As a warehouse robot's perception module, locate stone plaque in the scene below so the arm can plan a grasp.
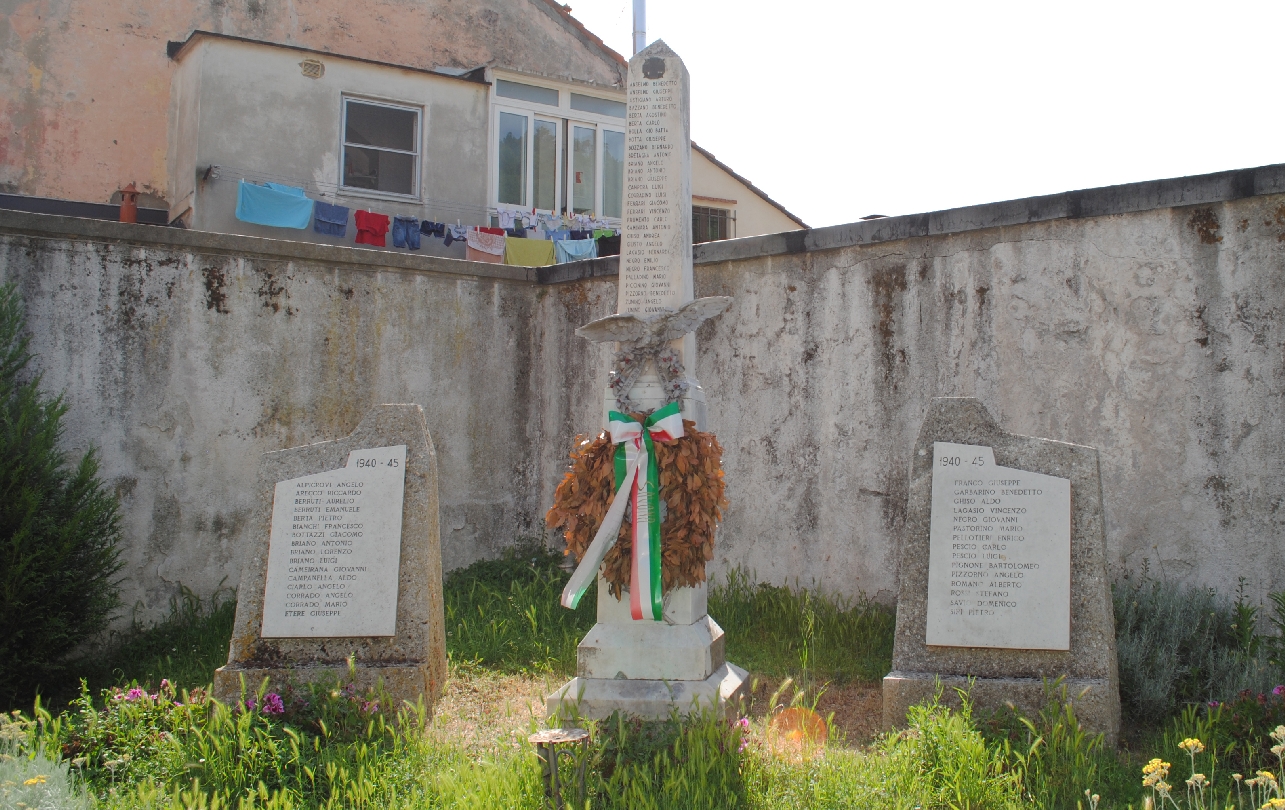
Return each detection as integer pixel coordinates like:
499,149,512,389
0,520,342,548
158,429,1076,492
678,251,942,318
261,445,406,638
620,40,693,318
882,398,1120,745
925,441,1070,650
215,405,447,715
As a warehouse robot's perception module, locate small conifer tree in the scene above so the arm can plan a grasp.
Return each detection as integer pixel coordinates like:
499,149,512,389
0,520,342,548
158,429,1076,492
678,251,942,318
0,283,122,709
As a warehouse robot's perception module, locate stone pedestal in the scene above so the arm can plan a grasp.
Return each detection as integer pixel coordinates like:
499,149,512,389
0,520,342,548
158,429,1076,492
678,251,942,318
882,398,1120,745
547,577,747,722
214,405,447,714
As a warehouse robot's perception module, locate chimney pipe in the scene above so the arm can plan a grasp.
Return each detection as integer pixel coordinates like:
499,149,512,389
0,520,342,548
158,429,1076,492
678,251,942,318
632,0,646,55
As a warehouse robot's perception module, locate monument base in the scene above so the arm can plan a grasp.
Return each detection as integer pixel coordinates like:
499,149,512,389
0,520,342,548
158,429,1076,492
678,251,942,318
548,663,748,723
213,660,441,712
882,670,1119,747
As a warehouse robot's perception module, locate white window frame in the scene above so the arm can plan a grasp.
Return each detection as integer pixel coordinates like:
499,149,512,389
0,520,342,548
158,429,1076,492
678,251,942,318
492,104,564,214
488,74,626,224
339,95,423,201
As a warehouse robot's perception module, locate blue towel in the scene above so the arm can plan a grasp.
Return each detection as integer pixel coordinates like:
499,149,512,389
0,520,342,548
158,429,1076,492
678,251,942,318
555,238,599,264
265,182,308,197
547,229,571,242
313,200,349,237
236,181,314,229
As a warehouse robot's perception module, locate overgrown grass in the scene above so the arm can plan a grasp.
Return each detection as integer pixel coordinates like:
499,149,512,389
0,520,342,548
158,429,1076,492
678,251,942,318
443,545,596,675
710,568,896,684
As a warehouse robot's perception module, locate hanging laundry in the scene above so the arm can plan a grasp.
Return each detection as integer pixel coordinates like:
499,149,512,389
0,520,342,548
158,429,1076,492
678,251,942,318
503,236,556,267
496,209,517,230
596,233,621,257
466,227,506,263
569,229,591,240
554,238,598,264
420,221,445,238
443,224,466,247
546,229,571,242
313,201,350,237
354,210,391,246
479,226,505,236
236,180,314,229
592,228,615,240
392,216,421,250
505,228,526,238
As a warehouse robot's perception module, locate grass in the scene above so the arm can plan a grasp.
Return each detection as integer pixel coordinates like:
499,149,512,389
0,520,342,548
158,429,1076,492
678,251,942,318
16,547,1285,808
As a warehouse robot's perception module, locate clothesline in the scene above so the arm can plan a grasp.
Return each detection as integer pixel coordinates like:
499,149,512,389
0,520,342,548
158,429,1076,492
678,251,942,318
207,164,489,218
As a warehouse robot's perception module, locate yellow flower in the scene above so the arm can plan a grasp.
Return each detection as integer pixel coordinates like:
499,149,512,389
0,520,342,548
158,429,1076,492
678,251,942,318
1234,773,1244,782
21,775,47,786
1259,770,1278,784
1179,737,1206,755
1260,798,1285,810
1142,758,1171,788
1187,773,1207,788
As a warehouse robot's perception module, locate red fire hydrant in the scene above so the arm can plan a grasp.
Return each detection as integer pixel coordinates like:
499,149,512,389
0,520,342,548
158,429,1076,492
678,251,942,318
119,183,139,224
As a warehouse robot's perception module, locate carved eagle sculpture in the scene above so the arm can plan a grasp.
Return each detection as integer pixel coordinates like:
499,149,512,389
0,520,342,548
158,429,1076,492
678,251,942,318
576,296,733,413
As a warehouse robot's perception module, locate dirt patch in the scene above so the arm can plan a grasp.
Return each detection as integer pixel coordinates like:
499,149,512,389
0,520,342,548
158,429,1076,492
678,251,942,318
742,676,884,749
429,669,555,755
1187,208,1223,244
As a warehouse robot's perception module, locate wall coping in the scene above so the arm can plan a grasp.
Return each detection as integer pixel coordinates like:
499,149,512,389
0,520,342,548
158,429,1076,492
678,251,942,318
4,162,1283,287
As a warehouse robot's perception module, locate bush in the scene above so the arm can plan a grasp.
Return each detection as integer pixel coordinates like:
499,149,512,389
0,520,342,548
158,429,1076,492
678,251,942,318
0,283,123,710
1113,572,1281,726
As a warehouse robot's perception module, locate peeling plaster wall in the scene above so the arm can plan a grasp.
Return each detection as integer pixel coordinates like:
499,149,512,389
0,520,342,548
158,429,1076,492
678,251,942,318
0,0,624,206
1,189,1283,621
0,216,611,620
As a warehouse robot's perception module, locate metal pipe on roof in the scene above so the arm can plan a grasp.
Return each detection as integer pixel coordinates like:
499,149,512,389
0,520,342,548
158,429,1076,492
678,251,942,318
632,0,646,55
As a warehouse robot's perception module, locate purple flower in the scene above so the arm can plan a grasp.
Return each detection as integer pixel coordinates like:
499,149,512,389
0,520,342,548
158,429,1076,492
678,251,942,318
160,679,171,691
1273,685,1284,697
261,693,285,716
126,688,145,702
244,698,256,711
1208,701,1220,708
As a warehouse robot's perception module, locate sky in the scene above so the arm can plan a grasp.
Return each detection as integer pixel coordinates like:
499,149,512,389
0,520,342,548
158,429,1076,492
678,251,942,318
566,0,1285,229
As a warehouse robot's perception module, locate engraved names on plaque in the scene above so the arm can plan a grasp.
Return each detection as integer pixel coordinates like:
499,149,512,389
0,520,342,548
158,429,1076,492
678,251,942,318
925,441,1071,650
620,43,692,317
261,445,407,638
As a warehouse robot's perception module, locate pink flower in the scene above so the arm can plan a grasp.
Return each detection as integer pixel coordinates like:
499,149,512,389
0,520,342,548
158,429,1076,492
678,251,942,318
261,693,285,716
244,698,256,711
126,688,145,702
1208,701,1220,708
1273,685,1284,697
160,679,171,691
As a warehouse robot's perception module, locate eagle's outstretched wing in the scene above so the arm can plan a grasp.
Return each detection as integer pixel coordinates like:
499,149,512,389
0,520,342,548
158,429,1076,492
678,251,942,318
575,313,649,344
652,296,733,343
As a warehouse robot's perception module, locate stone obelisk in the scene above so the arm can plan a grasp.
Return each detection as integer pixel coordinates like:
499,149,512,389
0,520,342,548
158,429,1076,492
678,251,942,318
547,41,747,722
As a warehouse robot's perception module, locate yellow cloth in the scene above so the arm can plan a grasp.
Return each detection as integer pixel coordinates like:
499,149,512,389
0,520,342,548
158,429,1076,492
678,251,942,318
503,237,556,267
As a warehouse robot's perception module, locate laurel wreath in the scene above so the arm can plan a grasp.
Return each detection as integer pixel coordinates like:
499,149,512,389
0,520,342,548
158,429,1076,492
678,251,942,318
545,419,728,599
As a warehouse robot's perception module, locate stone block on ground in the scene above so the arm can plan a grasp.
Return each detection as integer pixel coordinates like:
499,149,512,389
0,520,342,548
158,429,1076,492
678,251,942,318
214,404,447,714
883,397,1120,745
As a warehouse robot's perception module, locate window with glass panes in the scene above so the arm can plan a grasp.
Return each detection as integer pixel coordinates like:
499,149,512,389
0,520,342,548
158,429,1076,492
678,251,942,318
492,79,626,219
342,98,420,196
693,206,732,243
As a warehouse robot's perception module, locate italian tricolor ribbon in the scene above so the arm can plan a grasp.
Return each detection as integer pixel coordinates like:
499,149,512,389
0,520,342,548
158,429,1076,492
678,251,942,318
561,401,685,620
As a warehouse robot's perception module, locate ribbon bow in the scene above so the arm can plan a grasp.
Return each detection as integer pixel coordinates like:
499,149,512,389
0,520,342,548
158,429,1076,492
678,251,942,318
561,401,685,620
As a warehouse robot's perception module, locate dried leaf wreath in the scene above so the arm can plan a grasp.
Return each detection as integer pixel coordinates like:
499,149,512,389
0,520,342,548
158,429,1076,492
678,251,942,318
545,418,728,599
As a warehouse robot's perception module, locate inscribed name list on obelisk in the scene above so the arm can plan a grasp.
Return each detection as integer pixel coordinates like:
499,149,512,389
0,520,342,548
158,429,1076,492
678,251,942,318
620,44,692,317
261,445,407,638
925,442,1071,651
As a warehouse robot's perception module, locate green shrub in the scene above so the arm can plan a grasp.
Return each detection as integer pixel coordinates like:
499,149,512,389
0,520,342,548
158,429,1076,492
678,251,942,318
0,283,123,710
1113,572,1281,726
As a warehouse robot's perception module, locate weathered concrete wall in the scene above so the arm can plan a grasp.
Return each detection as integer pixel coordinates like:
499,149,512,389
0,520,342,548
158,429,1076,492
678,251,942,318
2,165,1284,622
0,211,608,620
0,0,624,206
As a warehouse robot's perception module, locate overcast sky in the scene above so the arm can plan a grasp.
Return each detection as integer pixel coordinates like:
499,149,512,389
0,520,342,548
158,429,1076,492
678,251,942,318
568,0,1285,229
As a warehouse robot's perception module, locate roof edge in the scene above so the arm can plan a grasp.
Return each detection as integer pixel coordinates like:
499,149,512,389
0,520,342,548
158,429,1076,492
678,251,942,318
533,0,628,82
691,142,809,230
166,31,490,85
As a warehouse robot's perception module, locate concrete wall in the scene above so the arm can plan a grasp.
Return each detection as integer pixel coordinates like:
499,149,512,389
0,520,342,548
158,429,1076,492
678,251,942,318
0,0,624,207
692,147,803,238
1,164,1283,622
174,36,490,259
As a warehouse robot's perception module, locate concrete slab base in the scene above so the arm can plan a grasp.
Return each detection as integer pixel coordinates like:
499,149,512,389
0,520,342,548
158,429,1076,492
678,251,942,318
882,670,1119,747
547,662,749,723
